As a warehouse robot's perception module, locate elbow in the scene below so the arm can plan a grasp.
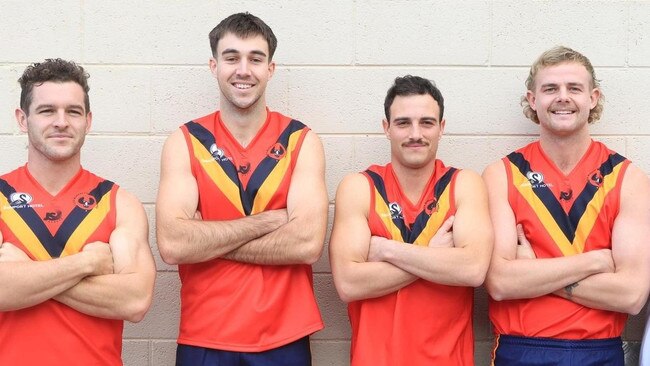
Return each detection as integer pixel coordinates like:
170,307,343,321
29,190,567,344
301,238,325,265
485,275,511,302
336,282,361,304
621,292,647,315
463,262,489,288
124,293,154,323
157,236,181,265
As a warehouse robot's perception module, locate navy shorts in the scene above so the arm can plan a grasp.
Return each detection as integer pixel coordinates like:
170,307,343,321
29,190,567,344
492,334,624,366
176,336,312,366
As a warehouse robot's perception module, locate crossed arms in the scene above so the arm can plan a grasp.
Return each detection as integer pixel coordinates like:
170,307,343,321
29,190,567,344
155,128,328,266
0,188,156,322
329,169,493,303
483,161,650,314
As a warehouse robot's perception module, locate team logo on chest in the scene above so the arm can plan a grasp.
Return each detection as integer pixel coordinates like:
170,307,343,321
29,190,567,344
44,210,63,222
74,193,97,211
209,144,229,163
588,169,604,187
9,192,33,208
388,202,403,220
267,143,286,160
525,171,551,189
424,198,438,215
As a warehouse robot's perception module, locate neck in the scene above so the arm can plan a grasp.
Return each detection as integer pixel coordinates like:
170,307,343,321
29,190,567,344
391,159,436,203
219,100,268,147
26,153,81,196
539,128,592,175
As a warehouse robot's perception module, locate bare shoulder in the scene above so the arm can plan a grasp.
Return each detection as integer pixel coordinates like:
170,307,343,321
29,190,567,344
337,173,369,196
161,128,188,156
297,130,325,164
115,188,147,225
455,169,483,188
335,173,370,213
482,159,506,183
621,163,650,202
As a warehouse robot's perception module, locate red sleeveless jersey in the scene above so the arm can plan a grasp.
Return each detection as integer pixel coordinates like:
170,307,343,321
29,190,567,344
489,140,629,339
0,166,121,365
178,110,323,351
348,161,475,366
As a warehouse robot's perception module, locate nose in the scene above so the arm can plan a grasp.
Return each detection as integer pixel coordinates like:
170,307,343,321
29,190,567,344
409,123,423,139
52,110,69,128
556,86,570,102
236,59,251,76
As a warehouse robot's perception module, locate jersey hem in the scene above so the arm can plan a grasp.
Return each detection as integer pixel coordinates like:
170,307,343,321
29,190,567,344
176,322,324,352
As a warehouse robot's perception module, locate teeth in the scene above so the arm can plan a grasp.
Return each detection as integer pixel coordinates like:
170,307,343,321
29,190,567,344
552,111,573,114
234,83,252,89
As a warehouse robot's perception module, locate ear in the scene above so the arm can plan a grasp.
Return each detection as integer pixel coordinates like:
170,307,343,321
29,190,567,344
590,87,601,109
268,61,276,79
526,90,536,111
209,57,218,79
439,119,446,138
85,111,93,133
382,118,390,138
15,108,28,133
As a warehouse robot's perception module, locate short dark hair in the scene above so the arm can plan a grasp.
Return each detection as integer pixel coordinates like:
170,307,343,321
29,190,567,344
209,12,277,61
18,58,90,113
384,75,444,121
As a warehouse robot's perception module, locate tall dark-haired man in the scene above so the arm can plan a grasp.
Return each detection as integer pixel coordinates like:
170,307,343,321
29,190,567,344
329,75,493,365
484,46,650,365
0,58,155,365
156,12,326,366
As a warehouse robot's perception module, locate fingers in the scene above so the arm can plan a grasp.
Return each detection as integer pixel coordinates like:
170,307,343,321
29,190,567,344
516,224,529,246
438,215,455,234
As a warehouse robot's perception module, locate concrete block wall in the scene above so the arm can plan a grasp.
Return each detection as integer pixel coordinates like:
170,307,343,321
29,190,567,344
1,1,649,365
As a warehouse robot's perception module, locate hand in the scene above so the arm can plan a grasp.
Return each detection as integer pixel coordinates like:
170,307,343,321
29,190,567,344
428,215,455,248
0,242,31,262
82,242,114,276
515,224,536,259
368,236,389,262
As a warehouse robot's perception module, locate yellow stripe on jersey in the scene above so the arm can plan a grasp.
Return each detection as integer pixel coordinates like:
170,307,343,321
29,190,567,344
510,162,579,256
60,189,113,257
413,185,452,246
0,193,52,260
252,129,302,214
373,189,404,242
572,162,623,253
190,134,245,216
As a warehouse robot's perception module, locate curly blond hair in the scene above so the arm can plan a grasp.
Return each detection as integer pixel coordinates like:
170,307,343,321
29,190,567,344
521,46,603,124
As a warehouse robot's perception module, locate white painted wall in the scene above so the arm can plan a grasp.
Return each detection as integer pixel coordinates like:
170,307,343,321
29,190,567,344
1,1,649,365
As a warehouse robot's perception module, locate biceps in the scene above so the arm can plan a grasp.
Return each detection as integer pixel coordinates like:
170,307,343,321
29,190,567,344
157,167,200,221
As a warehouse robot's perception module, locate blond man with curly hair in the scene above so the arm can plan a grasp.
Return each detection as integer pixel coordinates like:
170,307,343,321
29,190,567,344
483,46,650,366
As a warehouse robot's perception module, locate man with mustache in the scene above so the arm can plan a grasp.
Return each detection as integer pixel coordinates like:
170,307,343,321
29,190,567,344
156,12,327,366
329,75,493,365
484,46,650,365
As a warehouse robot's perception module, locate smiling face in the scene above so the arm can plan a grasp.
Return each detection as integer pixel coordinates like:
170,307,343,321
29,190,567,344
210,32,275,112
526,62,600,136
383,94,445,170
16,81,91,163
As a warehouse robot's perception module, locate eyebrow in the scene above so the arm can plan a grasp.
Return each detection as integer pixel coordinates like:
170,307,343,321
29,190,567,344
34,104,85,112
221,48,268,58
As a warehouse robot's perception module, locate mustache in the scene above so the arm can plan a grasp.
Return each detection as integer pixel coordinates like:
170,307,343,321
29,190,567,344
402,139,429,147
